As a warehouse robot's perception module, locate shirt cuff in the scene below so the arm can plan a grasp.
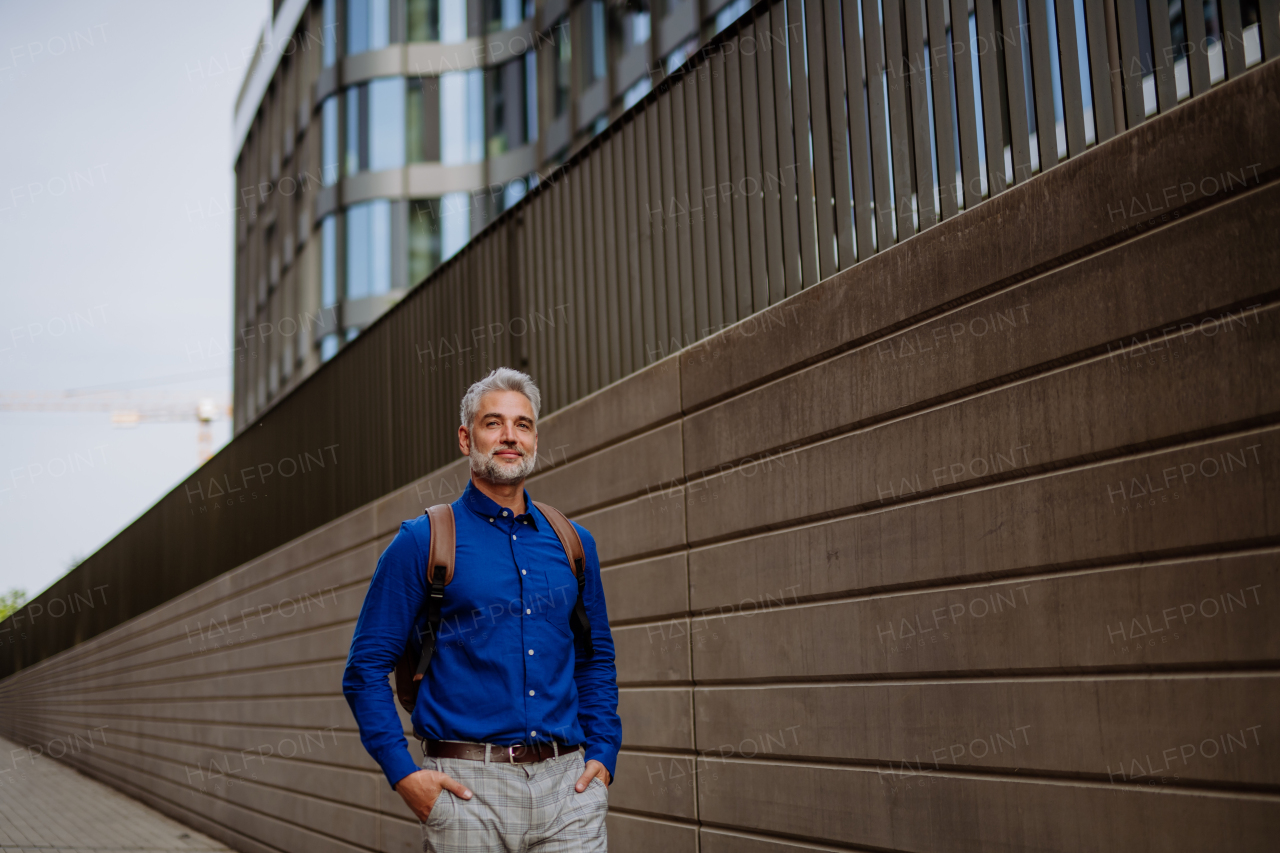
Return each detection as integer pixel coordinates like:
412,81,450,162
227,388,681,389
382,746,422,790
583,743,619,782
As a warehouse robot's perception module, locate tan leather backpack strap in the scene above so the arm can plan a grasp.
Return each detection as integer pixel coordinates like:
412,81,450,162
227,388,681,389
413,504,456,683
424,504,456,585
531,500,594,658
532,500,584,576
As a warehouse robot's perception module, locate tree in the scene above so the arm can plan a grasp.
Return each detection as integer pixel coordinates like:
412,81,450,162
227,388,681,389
0,589,28,621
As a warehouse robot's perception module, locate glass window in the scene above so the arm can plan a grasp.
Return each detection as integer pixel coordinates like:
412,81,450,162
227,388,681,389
321,334,340,361
487,0,526,33
525,50,538,142
665,36,697,74
588,0,606,84
713,0,751,35
627,10,650,47
407,0,439,41
440,0,467,43
346,200,392,299
487,58,531,157
488,68,507,157
368,77,406,171
322,0,337,66
502,177,527,210
623,76,650,110
440,191,470,260
321,216,337,307
440,69,484,164
370,0,390,49
553,18,571,117
346,86,363,176
348,0,390,55
409,199,443,286
322,97,339,185
406,78,425,163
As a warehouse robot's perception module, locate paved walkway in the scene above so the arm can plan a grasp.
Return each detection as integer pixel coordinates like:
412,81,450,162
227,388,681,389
0,736,230,853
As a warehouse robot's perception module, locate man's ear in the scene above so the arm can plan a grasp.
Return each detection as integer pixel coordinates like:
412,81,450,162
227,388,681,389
458,424,471,456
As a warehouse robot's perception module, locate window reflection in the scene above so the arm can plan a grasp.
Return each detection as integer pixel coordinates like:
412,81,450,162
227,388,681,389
626,10,650,47
487,0,531,33
407,0,439,41
553,18,571,117
322,0,337,67
440,192,470,260
321,216,337,307
348,0,390,55
623,76,650,110
441,70,484,164
322,97,339,185
525,51,538,142
586,0,606,84
406,78,425,163
343,78,406,175
664,36,697,74
346,86,362,176
713,0,751,35
346,200,392,299
368,77,406,171
440,0,467,43
487,57,533,157
409,199,443,286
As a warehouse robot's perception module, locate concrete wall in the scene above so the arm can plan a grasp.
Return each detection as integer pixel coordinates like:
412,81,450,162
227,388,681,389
3,63,1279,852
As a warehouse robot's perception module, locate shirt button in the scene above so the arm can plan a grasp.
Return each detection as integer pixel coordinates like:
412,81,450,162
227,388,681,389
521,569,527,575
528,649,534,655
502,510,508,516
529,690,535,696
489,518,494,523
512,534,517,540
526,609,531,614
531,730,537,737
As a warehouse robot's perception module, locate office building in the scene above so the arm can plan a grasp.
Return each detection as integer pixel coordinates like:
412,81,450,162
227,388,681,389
231,0,755,432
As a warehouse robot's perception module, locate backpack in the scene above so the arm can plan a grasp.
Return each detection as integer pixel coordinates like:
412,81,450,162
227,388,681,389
393,501,596,713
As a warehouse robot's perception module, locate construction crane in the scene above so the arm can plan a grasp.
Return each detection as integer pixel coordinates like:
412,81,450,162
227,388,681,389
0,391,232,462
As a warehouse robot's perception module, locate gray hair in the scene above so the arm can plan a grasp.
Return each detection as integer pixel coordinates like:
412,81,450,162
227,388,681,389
459,367,542,429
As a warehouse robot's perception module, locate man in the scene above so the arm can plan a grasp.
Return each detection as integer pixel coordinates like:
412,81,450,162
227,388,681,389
343,367,620,852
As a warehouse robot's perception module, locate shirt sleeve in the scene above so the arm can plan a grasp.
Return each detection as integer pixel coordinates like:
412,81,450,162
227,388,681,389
571,523,623,780
342,522,426,789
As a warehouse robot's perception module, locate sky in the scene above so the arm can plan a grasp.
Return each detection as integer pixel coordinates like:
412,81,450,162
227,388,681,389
0,1,268,599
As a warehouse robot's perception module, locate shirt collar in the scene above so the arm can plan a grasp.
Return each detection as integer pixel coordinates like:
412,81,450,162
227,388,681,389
460,479,539,528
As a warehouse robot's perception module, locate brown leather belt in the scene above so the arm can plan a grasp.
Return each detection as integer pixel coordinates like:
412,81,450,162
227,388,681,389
422,739,582,764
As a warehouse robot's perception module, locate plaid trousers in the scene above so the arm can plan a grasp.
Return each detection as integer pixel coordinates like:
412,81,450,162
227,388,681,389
419,746,608,852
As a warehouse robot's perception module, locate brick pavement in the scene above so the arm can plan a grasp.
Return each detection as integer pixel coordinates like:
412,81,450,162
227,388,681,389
0,735,230,853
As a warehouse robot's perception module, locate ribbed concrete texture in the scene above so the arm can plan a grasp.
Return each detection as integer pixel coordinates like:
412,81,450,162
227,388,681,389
2,62,1279,853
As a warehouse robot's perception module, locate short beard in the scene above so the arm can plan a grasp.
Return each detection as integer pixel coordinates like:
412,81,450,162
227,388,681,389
469,444,537,485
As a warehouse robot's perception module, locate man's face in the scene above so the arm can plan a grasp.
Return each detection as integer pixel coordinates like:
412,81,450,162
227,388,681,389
461,390,538,485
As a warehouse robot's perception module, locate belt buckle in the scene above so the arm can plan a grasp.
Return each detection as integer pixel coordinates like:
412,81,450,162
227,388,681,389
508,745,519,763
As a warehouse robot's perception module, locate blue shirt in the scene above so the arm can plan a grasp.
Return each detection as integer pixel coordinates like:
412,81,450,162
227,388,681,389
342,480,621,789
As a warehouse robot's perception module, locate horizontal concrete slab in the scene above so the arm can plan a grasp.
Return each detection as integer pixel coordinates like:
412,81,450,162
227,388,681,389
694,676,1280,786
688,426,1280,610
684,182,1280,475
686,300,1280,544
618,687,693,751
696,757,1280,851
602,553,689,624
692,550,1278,680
